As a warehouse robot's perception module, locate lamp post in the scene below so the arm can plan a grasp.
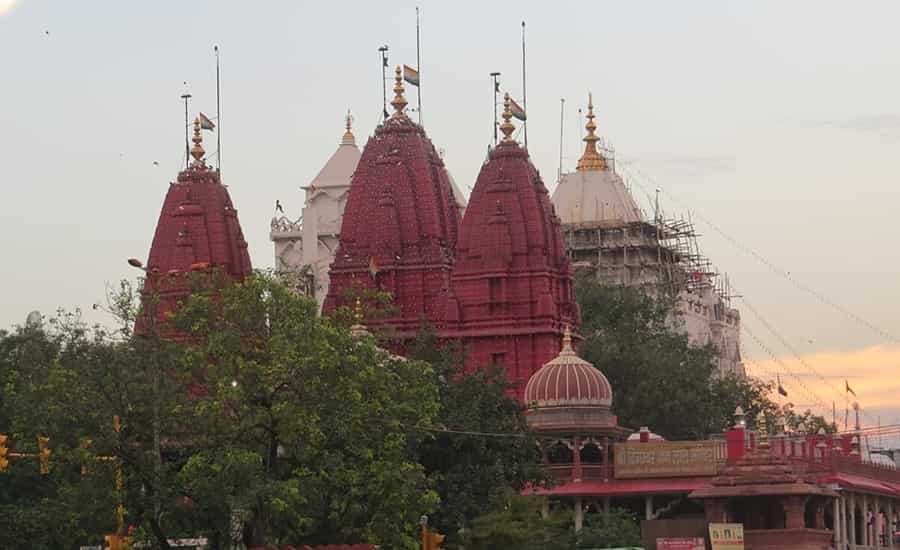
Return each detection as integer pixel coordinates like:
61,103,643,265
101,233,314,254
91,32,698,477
126,258,162,526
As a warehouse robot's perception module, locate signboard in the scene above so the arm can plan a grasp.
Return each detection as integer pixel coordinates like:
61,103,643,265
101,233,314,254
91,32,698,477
708,523,744,550
657,537,705,550
615,441,722,479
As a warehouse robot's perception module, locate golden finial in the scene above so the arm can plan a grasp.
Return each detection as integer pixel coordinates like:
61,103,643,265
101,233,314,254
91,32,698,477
500,93,515,142
758,414,770,449
190,117,205,164
576,93,607,171
390,65,408,116
342,110,355,145
561,325,574,353
353,297,363,323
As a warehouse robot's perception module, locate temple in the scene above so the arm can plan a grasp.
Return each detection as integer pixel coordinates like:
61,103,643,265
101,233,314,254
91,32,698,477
524,337,900,550
322,67,463,341
271,113,361,304
140,117,252,329
551,95,744,376
443,94,579,399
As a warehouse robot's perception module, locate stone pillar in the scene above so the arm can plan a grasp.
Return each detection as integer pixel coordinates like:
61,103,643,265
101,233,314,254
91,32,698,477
602,436,611,481
784,496,807,530
575,497,584,532
862,493,869,548
816,498,826,529
542,497,550,520
887,498,894,550
603,496,611,515
835,496,842,548
573,436,583,482
645,495,654,520
705,498,727,524
850,493,857,550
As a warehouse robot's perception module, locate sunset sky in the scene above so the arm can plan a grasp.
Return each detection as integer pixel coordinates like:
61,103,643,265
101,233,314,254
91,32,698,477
1,1,897,438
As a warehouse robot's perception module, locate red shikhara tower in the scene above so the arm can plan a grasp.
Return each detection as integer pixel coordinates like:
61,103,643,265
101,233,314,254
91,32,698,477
323,67,461,339
444,94,579,399
141,118,252,327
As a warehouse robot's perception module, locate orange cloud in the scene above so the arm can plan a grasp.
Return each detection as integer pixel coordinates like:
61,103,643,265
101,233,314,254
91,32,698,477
746,344,900,424
0,1,16,17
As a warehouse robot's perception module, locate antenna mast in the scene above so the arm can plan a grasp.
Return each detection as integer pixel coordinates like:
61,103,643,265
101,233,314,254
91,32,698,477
416,7,422,125
215,45,221,174
379,45,390,120
521,20,527,148
180,92,192,169
490,72,500,146
558,98,565,182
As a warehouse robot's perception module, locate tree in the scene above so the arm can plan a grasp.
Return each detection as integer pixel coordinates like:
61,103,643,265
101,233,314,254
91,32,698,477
173,271,441,548
0,273,442,549
577,508,641,549
406,327,543,545
461,489,574,550
574,275,827,439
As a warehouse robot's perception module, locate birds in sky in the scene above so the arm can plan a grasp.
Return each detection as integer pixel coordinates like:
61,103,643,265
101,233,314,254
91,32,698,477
275,200,284,213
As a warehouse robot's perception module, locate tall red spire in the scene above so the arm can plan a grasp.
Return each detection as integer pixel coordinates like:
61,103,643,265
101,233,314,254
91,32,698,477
141,117,252,329
324,67,461,340
445,94,579,400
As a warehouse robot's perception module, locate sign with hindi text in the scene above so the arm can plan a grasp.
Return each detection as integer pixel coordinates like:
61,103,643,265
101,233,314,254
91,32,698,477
615,441,722,478
657,537,705,550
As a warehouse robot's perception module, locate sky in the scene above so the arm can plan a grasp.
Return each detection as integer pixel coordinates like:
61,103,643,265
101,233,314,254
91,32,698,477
1,1,898,439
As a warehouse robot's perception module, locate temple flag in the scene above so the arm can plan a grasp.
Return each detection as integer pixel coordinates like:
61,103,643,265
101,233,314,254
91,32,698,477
845,379,856,397
508,97,527,121
403,64,420,87
777,375,788,397
199,112,216,131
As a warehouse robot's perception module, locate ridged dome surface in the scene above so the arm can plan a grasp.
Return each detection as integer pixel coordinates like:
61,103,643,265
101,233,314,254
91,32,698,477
523,331,612,408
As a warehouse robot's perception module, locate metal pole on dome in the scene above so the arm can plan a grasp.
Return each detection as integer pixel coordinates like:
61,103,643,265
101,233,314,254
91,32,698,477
521,20,527,148
181,92,192,169
379,45,390,120
416,6,422,125
490,72,500,146
215,45,222,175
558,98,565,183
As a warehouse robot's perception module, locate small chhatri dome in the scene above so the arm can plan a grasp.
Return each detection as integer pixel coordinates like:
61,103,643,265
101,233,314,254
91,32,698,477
342,110,355,146
523,326,613,408
576,93,607,172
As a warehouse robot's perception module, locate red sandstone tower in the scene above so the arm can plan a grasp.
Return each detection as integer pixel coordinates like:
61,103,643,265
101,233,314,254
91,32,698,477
324,67,461,339
444,94,579,400
141,118,252,328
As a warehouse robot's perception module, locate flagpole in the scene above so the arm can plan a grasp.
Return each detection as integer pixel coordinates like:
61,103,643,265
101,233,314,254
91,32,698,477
215,45,221,175
416,6,422,125
521,20,527,148
379,45,389,120
181,92,192,169
558,98,565,183
490,72,500,146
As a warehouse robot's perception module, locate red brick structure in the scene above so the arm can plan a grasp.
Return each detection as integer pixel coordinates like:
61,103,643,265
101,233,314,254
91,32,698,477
444,94,578,398
141,118,252,327
325,83,578,398
323,67,461,340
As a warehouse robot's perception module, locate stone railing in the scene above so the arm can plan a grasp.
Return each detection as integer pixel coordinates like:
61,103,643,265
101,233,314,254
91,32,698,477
270,216,302,234
545,463,613,482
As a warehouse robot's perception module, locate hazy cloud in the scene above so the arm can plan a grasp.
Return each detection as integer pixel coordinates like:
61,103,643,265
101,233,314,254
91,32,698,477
747,344,900,421
0,0,17,17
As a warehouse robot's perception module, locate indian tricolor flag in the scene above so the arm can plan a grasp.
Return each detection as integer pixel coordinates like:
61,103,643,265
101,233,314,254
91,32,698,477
403,64,420,87
508,97,527,121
